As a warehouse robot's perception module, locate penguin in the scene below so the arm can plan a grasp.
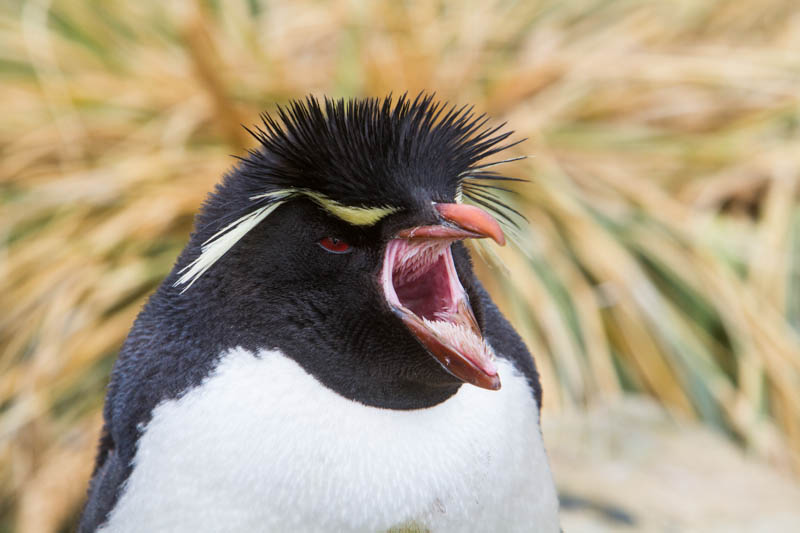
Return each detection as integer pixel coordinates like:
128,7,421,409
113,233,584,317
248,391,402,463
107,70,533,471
79,94,560,532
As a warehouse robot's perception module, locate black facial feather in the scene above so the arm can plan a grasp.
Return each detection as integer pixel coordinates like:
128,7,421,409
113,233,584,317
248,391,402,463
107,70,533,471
461,184,527,229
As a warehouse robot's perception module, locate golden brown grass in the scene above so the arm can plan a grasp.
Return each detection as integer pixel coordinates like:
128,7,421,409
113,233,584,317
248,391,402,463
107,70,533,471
1,0,799,530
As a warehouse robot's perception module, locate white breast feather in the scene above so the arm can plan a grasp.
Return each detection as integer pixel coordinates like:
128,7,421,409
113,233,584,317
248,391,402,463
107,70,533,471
100,348,560,532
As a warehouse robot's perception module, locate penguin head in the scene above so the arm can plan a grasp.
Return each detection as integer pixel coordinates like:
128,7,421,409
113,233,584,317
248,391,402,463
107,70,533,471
171,94,522,406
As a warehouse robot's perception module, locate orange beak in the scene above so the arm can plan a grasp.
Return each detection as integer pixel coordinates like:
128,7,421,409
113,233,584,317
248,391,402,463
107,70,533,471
396,203,506,246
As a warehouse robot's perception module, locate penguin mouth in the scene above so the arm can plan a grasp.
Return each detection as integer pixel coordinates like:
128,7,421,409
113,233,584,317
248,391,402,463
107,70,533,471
382,236,501,390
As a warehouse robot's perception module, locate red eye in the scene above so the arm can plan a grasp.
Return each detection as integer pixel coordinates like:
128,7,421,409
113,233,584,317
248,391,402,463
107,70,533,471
318,237,352,254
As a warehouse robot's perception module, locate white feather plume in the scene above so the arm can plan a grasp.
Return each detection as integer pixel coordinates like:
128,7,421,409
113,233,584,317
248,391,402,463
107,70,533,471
174,198,287,292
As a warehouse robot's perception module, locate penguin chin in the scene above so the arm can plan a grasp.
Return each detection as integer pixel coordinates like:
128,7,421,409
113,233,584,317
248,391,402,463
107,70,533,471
382,238,500,391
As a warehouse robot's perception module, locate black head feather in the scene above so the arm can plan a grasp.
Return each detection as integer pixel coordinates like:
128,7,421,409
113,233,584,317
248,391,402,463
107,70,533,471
237,93,522,213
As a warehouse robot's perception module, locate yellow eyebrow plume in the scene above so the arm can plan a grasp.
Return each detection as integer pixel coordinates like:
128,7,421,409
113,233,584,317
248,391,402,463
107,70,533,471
253,189,399,227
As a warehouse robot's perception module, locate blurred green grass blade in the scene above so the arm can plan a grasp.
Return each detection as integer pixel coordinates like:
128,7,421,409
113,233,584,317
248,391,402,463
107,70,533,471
788,208,800,334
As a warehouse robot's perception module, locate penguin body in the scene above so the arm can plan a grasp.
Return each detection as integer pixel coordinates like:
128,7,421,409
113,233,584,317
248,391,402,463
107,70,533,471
96,350,557,532
80,95,560,532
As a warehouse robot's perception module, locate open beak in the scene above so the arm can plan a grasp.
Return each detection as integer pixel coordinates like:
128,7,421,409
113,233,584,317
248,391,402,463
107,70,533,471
382,203,505,391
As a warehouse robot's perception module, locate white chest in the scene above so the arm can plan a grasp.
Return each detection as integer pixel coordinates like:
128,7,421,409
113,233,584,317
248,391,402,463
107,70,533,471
102,348,559,533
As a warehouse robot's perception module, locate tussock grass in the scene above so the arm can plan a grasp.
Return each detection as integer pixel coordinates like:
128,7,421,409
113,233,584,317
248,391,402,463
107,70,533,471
1,0,799,530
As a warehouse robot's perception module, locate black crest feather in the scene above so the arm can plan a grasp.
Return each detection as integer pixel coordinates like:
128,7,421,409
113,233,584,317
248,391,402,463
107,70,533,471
238,93,523,211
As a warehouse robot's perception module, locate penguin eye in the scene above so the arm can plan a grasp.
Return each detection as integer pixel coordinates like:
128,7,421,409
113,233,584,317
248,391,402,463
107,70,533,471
318,237,352,254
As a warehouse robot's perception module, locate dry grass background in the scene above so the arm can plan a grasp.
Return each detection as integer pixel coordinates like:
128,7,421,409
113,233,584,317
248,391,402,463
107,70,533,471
1,0,800,531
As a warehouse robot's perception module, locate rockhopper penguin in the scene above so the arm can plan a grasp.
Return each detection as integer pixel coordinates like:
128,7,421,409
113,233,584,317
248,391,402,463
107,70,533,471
80,94,560,532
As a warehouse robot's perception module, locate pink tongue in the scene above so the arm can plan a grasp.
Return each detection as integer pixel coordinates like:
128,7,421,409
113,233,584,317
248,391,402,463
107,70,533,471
393,254,452,320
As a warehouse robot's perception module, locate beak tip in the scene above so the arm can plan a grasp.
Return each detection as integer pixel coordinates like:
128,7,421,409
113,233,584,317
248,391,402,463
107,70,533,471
435,203,506,247
480,374,502,390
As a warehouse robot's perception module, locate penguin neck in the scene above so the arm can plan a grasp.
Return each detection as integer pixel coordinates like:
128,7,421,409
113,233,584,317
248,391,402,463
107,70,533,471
155,273,465,411
279,344,465,410
225,319,466,410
